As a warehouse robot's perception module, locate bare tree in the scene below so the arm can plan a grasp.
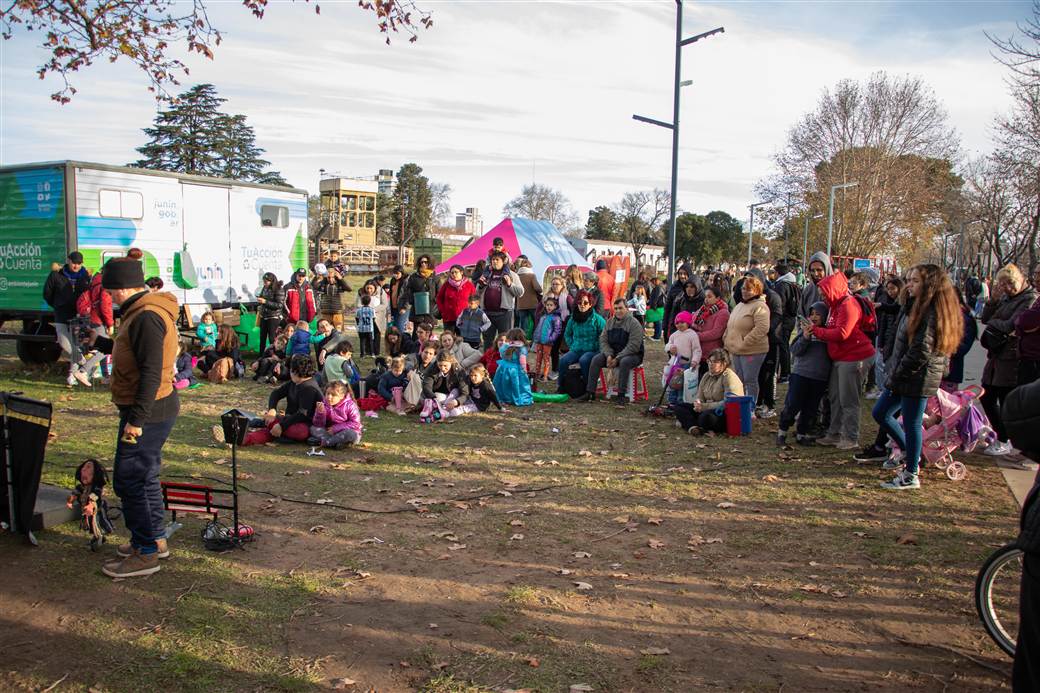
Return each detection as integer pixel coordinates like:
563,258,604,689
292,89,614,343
615,189,670,273
502,183,579,231
757,72,961,263
429,182,453,228
988,0,1040,88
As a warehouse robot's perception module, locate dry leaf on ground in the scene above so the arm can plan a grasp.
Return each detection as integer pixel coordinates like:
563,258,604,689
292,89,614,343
717,502,736,509
574,581,593,591
896,533,918,545
647,539,665,549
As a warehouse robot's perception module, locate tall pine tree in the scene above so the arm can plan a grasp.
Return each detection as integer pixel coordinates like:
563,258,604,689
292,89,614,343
132,84,288,186
390,163,433,251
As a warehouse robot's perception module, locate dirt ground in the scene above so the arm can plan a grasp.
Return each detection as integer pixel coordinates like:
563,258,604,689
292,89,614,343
0,343,1023,692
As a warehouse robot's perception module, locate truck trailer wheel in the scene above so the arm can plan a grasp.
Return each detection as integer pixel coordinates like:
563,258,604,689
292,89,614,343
17,320,61,364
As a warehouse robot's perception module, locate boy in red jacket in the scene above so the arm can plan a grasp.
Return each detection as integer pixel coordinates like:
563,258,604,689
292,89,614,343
807,272,876,450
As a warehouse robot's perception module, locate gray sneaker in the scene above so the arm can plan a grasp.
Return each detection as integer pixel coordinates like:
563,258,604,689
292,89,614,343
815,435,841,447
881,452,906,470
880,470,920,490
836,438,858,450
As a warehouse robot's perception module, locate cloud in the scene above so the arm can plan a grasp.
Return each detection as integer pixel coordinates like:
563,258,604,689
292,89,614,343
0,0,1026,228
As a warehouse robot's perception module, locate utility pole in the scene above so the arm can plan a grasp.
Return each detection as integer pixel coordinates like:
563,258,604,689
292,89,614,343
633,6,723,285
826,182,858,258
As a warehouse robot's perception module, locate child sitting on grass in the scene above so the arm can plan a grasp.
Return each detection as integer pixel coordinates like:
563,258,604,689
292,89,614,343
309,381,362,448
378,356,411,414
173,341,198,390
197,311,217,350
214,355,321,446
419,352,472,422
493,328,533,406
479,333,508,378
254,332,290,383
289,320,312,356
464,363,503,413
323,339,362,393
777,302,833,446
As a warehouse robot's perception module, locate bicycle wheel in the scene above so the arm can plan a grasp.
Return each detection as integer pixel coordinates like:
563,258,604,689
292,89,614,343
974,542,1022,657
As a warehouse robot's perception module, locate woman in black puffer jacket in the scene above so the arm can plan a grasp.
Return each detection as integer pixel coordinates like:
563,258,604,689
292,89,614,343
870,264,963,491
256,272,285,356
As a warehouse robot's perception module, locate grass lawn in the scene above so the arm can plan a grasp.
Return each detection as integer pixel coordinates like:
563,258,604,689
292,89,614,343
0,340,1021,692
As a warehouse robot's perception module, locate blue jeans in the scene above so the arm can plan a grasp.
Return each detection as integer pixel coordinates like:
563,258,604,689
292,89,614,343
872,389,928,475
113,413,177,554
393,309,409,334
652,320,662,340
557,349,596,392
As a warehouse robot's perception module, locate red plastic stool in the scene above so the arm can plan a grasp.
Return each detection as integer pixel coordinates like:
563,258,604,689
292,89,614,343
597,366,648,401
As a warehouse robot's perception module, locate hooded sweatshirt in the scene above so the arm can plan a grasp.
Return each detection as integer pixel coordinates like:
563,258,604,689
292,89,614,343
799,251,834,318
533,309,563,346
789,301,832,381
811,272,875,362
312,394,363,438
773,272,800,320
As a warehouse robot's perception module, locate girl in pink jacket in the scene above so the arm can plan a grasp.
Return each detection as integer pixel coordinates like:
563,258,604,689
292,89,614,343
309,381,362,448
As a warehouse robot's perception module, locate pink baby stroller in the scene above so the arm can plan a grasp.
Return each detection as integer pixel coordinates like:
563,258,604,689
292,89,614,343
914,385,989,481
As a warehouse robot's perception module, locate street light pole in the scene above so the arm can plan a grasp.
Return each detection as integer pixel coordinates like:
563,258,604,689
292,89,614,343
803,213,823,271
633,6,723,285
747,200,771,266
826,181,858,258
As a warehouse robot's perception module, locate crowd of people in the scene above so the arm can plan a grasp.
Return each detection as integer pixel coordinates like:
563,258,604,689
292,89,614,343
41,245,1040,489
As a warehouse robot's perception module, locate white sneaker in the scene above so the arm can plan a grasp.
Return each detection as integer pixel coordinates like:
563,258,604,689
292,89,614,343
757,408,777,419
865,388,882,400
548,371,558,381
66,372,77,387
882,451,906,470
983,440,1014,457
72,368,92,387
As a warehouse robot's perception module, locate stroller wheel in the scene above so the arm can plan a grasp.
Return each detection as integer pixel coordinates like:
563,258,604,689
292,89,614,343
946,461,967,481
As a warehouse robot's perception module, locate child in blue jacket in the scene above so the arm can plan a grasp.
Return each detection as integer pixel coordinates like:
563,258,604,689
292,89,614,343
777,301,831,446
531,297,562,383
289,320,312,356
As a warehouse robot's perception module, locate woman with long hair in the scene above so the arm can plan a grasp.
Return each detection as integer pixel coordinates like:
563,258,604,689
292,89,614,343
256,271,285,356
871,264,963,490
980,264,1038,456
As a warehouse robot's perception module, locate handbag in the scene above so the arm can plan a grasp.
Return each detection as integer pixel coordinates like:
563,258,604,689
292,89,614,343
980,325,1009,353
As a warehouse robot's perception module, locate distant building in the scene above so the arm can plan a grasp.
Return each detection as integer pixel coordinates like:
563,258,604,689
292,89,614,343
568,239,667,274
455,207,483,236
377,169,395,196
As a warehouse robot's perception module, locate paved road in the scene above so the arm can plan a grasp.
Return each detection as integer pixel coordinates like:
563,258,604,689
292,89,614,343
961,319,1036,507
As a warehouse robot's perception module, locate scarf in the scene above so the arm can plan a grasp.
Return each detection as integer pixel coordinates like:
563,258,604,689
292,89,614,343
571,305,592,323
418,268,434,279
447,276,464,289
694,301,721,329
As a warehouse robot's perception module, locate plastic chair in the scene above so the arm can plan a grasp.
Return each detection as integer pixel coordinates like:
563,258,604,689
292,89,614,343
597,366,648,401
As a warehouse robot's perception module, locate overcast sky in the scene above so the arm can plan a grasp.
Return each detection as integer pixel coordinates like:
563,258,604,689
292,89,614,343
0,0,1030,230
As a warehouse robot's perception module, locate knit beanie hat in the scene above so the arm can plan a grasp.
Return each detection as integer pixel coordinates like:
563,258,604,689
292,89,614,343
674,310,694,326
101,258,145,289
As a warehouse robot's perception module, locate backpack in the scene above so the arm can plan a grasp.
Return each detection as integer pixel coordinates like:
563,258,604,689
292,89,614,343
560,365,586,399
852,294,877,336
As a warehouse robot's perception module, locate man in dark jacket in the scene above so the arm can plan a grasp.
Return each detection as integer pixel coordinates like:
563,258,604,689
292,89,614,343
43,251,91,386
746,268,783,418
1003,379,1040,692
88,258,180,579
663,264,691,339
578,298,645,405
772,263,801,382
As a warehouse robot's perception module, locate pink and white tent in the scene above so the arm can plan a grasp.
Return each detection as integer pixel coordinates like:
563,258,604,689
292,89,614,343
435,217,591,279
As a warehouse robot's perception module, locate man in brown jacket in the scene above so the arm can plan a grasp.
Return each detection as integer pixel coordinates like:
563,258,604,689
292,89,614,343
90,258,180,579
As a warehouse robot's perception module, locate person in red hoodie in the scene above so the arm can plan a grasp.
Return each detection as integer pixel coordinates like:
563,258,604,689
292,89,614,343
808,271,876,450
436,264,476,332
76,269,115,381
285,269,316,324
